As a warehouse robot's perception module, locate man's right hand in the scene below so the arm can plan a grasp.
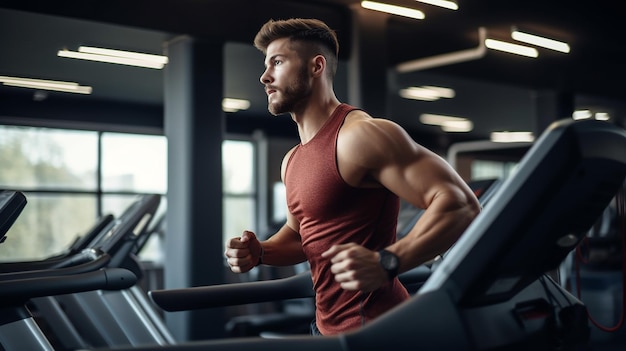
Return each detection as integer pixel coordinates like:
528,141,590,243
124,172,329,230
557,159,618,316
224,230,263,273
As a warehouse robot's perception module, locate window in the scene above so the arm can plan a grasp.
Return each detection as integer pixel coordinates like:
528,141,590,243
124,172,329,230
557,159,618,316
0,125,167,261
0,127,98,190
471,160,519,181
101,133,168,194
0,125,257,262
222,139,256,245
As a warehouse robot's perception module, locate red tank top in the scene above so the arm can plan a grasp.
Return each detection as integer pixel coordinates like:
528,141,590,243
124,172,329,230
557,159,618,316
285,103,409,335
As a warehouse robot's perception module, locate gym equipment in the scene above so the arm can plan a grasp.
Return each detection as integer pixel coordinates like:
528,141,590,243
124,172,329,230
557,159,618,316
122,118,626,350
26,194,175,350
0,190,27,245
0,266,137,351
0,192,138,351
0,213,115,274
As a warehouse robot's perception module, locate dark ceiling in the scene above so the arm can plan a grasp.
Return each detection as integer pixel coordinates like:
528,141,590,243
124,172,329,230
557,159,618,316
0,0,624,142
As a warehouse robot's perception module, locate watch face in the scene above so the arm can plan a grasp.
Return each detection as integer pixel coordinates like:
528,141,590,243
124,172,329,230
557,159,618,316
381,250,398,269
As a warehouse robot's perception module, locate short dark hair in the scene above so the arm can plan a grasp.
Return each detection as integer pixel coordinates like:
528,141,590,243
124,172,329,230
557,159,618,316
254,18,339,78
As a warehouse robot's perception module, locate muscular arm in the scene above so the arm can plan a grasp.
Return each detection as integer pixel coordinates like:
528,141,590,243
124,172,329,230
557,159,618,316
261,220,307,266
334,114,480,280
224,215,304,273
225,148,306,273
261,146,307,266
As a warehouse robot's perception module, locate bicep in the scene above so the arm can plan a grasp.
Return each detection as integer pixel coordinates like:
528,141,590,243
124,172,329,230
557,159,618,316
377,148,471,210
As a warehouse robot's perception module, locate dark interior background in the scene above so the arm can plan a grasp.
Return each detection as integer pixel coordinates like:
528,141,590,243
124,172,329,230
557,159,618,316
1,0,624,148
1,0,625,345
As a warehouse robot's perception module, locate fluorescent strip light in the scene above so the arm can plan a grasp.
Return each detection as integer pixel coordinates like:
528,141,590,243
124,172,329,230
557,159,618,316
58,49,165,69
0,75,92,94
78,46,169,64
361,1,425,20
416,0,458,10
490,131,535,143
3,82,92,94
400,87,440,101
572,109,611,121
222,98,251,112
511,30,570,53
572,109,592,120
595,112,610,121
440,120,473,132
420,113,466,125
422,86,455,98
420,113,473,132
400,86,455,101
485,39,538,58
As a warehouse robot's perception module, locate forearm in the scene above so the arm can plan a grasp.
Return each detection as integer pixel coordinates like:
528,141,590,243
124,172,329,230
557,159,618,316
260,223,307,266
390,193,480,273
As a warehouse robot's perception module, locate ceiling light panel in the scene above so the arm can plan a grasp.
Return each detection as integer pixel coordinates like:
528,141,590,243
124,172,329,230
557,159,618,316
490,131,535,143
440,120,473,132
361,1,425,20
511,29,570,53
79,46,169,64
415,0,458,10
485,39,539,58
0,75,92,94
572,109,611,121
419,113,473,132
594,112,610,121
222,98,251,112
572,109,593,120
58,46,168,69
400,86,455,101
422,85,455,98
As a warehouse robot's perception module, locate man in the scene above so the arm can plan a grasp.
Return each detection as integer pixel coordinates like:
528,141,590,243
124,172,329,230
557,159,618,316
224,18,481,336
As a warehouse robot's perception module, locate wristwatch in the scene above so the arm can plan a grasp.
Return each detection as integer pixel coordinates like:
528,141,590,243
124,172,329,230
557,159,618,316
378,249,399,280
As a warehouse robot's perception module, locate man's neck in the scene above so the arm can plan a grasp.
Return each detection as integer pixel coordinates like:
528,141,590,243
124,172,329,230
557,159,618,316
293,96,341,144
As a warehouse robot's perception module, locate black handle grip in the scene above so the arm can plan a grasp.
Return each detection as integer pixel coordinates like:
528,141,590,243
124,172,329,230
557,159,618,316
0,267,136,306
150,271,314,311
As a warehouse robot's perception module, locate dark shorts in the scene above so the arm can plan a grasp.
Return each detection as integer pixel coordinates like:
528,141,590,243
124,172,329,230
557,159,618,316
310,319,323,336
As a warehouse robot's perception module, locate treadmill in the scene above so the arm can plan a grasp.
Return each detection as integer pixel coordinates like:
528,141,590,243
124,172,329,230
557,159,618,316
0,190,27,246
109,118,626,351
0,190,138,351
26,194,176,350
0,213,115,275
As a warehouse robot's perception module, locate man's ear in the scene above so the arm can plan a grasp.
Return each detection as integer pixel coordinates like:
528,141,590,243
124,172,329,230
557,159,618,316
311,55,326,78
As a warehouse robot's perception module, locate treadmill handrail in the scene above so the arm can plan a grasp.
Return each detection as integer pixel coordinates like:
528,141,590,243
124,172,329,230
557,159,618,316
0,215,115,273
150,271,314,311
150,266,434,312
0,267,137,306
0,251,110,281
0,254,70,273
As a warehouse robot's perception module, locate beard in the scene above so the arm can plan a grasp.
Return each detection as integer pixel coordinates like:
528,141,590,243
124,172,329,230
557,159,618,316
267,65,312,116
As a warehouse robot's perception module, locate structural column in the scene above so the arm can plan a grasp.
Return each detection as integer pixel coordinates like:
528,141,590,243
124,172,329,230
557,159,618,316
532,89,575,135
163,35,226,341
348,5,389,118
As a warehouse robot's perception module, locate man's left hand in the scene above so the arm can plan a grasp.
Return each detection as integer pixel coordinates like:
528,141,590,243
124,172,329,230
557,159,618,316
322,243,388,292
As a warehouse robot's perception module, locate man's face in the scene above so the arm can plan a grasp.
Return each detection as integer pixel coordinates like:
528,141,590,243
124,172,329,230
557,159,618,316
260,38,312,116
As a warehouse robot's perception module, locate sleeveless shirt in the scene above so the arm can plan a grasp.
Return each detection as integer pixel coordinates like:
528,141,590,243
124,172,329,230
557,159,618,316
285,103,410,335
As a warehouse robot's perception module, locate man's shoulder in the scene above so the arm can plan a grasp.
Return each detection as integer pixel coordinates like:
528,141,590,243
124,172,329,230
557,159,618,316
339,115,423,162
342,113,405,140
